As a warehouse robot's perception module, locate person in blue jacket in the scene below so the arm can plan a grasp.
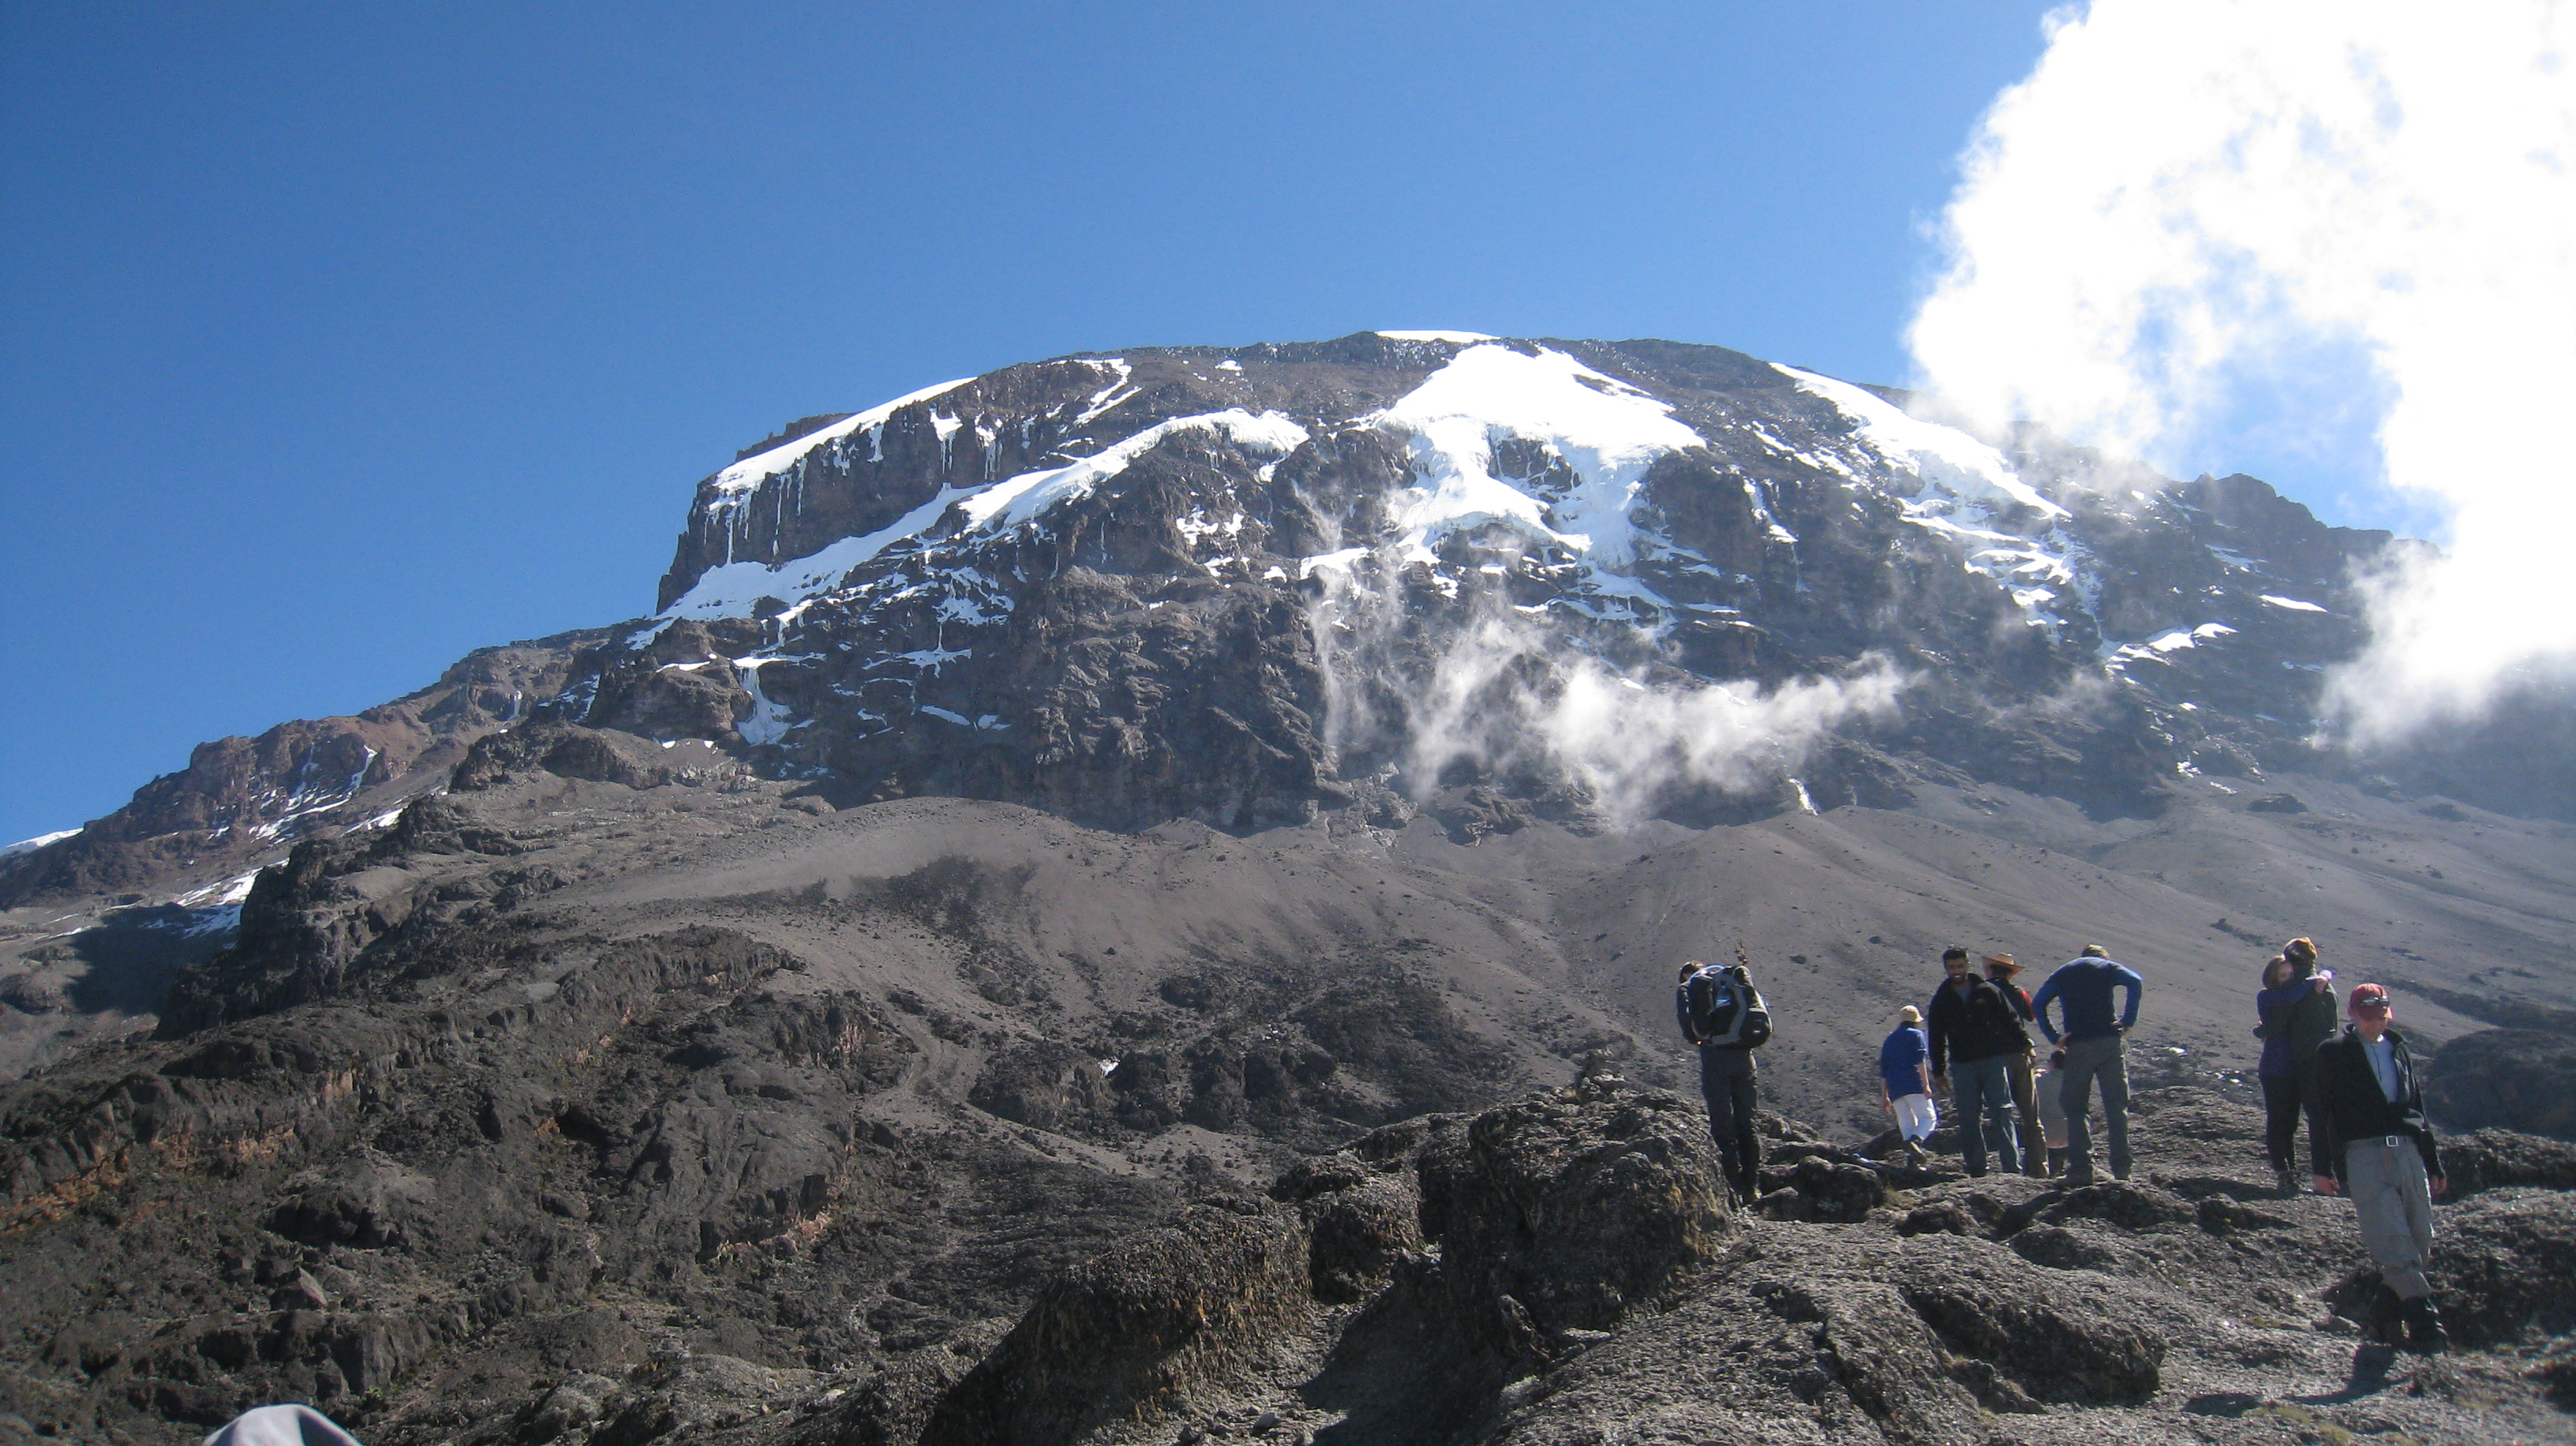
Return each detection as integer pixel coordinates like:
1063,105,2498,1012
2030,944,2144,1184
1878,1005,1936,1163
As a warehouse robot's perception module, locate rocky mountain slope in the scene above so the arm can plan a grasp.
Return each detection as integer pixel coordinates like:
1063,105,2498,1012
2,332,2572,1443
14,331,2551,915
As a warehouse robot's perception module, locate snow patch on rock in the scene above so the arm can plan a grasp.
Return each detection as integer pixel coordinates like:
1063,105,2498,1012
709,376,974,504
2,830,78,859
1370,344,1705,570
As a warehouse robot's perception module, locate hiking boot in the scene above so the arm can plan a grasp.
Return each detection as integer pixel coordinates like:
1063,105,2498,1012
2401,1297,2450,1354
2274,1166,2298,1195
1902,1138,1928,1165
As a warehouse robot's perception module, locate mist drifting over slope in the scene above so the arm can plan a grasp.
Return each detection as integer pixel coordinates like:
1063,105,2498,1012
1908,0,2576,747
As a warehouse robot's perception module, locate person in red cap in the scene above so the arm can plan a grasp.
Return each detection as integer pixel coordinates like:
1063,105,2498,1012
2312,982,2450,1352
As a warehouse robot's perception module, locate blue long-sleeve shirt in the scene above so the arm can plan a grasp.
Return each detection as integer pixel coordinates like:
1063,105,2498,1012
1878,1025,1931,1099
2030,957,2143,1043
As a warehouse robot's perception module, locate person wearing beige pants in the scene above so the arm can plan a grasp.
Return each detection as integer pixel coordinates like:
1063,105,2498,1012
1985,956,2048,1176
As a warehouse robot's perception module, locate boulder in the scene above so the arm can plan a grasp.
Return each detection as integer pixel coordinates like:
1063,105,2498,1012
2438,1128,2576,1197
1416,1086,1733,1343
1896,1241,2166,1403
966,1041,1113,1132
2036,1180,2196,1232
917,1202,1312,1446
2425,1032,2576,1141
1898,1201,1975,1237
1301,1174,1422,1304
2425,1190,2576,1347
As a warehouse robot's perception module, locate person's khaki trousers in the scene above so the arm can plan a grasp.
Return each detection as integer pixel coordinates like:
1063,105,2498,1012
2003,1050,2046,1176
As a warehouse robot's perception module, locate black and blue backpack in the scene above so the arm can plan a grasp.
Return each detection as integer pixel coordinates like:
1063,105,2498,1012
1688,957,1774,1049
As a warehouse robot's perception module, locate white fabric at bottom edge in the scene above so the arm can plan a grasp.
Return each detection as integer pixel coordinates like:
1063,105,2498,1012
201,1403,362,1446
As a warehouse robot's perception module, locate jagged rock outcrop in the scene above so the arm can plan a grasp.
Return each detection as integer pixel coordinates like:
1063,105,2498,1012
1413,1088,1732,1349
152,796,549,1034
0,630,612,908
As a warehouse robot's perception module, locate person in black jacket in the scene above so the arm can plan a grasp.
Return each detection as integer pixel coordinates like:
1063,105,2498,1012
2313,982,2450,1353
1925,947,2029,1177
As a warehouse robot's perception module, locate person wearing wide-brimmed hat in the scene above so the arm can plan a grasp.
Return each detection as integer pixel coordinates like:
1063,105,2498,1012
2314,982,2450,1353
1984,953,2049,1178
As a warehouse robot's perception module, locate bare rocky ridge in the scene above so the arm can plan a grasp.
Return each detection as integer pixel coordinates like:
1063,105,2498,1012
17,332,2559,923
2,332,2573,1441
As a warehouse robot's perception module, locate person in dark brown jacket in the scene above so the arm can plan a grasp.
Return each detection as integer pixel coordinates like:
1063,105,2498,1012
1984,953,2047,1178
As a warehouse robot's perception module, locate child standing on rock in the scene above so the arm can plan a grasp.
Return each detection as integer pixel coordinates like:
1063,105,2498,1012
2035,1047,2069,1177
1879,1005,1936,1163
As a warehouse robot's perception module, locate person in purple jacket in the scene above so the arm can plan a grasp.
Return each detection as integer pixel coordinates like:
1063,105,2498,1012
2254,942,2338,1193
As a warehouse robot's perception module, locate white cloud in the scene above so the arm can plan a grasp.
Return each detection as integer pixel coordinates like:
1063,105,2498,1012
1309,575,1907,825
1908,0,2576,745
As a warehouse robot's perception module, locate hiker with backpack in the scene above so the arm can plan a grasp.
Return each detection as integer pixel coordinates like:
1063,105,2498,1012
2312,982,2450,1353
1925,946,2030,1178
1985,952,2049,1178
1878,1004,1936,1163
2031,944,2144,1184
2255,937,2338,1193
1676,951,1772,1199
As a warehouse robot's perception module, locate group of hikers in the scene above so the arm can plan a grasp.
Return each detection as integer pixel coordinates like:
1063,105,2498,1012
1676,935,2452,1353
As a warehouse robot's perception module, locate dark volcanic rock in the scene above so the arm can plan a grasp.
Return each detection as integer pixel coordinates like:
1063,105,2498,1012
2437,1127,2576,1196
2417,1191,2576,1347
1897,1247,2165,1403
967,1041,1114,1132
447,724,681,792
0,631,610,909
916,1202,1312,1446
1415,1085,1734,1347
2425,1028,2576,1140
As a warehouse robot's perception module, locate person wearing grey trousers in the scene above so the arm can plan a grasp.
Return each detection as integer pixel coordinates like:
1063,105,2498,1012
2031,945,2144,1183
2314,983,2450,1353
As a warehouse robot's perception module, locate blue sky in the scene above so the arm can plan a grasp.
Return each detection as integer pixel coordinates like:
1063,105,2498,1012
2,2,2379,844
